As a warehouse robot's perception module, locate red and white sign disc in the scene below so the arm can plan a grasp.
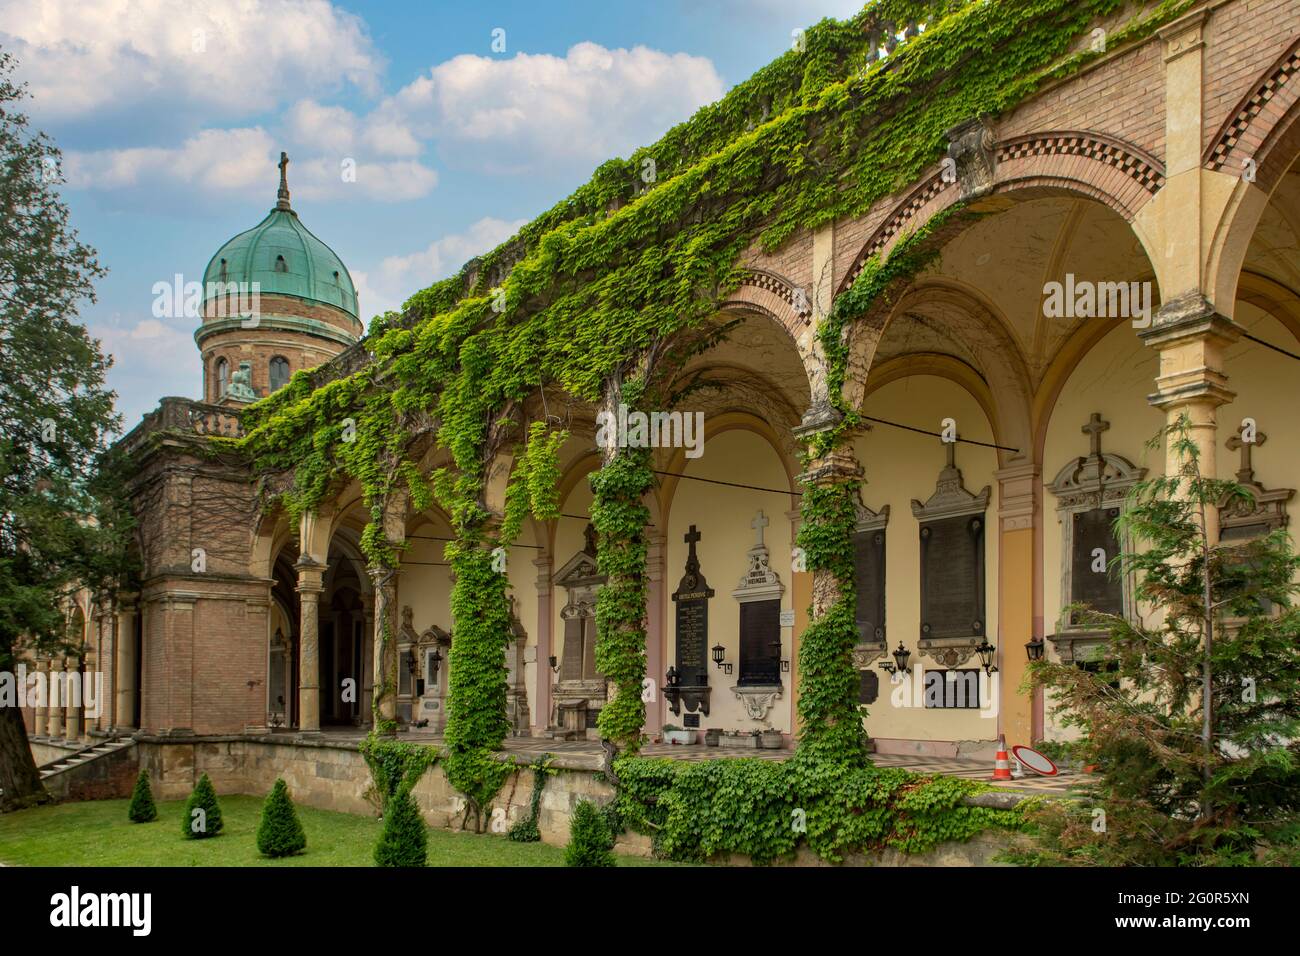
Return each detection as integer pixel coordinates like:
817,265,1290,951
1011,745,1059,776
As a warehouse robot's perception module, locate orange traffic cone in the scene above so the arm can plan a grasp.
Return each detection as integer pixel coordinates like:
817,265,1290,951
991,735,1013,781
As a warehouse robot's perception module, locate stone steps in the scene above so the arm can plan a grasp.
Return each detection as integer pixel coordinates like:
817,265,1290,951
38,739,134,780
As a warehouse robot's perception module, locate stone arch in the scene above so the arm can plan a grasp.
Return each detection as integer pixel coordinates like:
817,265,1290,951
719,276,822,410
838,131,1166,297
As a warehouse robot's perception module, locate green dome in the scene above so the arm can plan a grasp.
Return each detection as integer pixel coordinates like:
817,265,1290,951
202,163,358,319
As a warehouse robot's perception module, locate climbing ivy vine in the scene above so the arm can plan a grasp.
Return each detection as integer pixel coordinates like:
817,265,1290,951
224,0,1199,820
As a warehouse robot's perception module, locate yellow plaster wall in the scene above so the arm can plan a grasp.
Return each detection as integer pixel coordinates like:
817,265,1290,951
662,429,797,734
852,375,1000,746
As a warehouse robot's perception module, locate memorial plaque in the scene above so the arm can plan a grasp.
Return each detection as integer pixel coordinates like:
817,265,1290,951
672,525,714,687
738,600,781,686
853,528,886,643
1070,507,1122,621
858,669,879,705
918,514,985,640
682,713,700,729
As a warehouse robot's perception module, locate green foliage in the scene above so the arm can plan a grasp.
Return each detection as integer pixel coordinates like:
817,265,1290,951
358,734,436,813
256,778,306,858
373,785,428,867
220,0,1200,829
127,770,157,824
1022,418,1300,865
616,756,1022,864
565,799,616,867
181,773,223,840
507,755,554,843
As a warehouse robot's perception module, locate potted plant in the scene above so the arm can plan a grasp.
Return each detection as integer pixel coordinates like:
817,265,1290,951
718,730,760,750
704,728,721,747
759,728,784,750
661,724,697,746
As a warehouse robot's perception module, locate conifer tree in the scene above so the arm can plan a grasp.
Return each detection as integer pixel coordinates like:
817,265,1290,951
1027,417,1300,865
373,786,427,867
127,769,156,823
181,772,224,840
564,799,616,867
256,778,306,857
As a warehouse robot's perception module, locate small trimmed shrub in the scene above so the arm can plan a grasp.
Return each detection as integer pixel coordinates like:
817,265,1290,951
565,800,616,867
127,770,157,823
256,778,307,858
181,772,223,839
373,786,427,867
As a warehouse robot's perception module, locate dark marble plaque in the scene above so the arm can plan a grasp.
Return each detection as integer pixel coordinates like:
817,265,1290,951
682,713,700,729
1071,507,1122,621
918,515,985,640
738,599,781,686
671,525,714,687
853,528,886,643
858,669,879,705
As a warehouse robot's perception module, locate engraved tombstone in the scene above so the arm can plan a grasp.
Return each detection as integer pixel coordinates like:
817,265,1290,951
732,511,785,722
667,525,714,716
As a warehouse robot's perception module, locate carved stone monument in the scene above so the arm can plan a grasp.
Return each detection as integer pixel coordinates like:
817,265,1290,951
732,511,784,722
911,438,990,667
550,525,606,739
1219,422,1293,541
1046,412,1144,664
666,525,714,717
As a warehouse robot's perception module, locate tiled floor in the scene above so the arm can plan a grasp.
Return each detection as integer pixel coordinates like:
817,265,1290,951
315,729,1083,794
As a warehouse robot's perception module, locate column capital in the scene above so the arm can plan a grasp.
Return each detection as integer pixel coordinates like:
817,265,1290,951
797,445,863,488
1139,292,1239,411
1157,4,1212,63
995,462,1039,532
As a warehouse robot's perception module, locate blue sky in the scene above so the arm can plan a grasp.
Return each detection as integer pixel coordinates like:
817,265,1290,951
2,0,864,426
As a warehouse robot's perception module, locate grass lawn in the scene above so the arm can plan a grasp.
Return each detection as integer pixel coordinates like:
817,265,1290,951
0,795,678,867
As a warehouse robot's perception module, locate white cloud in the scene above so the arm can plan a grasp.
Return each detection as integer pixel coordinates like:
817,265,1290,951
63,127,437,203
93,316,200,424
353,216,527,318
0,0,381,120
384,42,725,173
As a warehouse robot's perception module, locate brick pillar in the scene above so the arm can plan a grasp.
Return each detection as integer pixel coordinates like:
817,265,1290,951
360,592,375,727
114,600,138,730
1139,294,1239,543
295,557,325,733
532,553,553,733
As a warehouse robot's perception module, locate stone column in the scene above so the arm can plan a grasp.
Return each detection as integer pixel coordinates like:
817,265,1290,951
95,608,113,733
295,557,325,733
995,462,1039,746
369,567,399,727
532,553,553,734
64,655,82,742
1139,294,1239,544
34,657,50,737
360,592,375,727
45,657,64,738
114,599,138,731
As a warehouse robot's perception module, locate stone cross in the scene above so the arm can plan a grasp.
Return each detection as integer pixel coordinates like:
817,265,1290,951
1226,424,1266,481
751,510,769,548
684,524,701,551
276,151,292,210
943,436,957,469
1082,412,1109,458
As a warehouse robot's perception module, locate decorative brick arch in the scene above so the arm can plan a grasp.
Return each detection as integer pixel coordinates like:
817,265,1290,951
839,131,1166,294
722,269,814,342
1204,35,1300,193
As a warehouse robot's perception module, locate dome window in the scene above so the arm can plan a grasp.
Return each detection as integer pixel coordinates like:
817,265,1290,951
216,357,229,398
219,258,228,283
269,356,290,392
274,254,288,273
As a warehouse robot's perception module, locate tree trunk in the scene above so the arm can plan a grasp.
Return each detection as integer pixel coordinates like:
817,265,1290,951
0,700,50,811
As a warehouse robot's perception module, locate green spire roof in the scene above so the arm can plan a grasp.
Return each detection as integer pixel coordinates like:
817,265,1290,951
202,153,359,319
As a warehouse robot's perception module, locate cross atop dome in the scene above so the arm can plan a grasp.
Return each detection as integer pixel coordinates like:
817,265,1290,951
276,151,292,212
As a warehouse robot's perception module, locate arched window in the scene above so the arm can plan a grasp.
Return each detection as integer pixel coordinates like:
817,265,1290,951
274,254,288,273
219,258,228,283
216,357,229,398
269,355,290,391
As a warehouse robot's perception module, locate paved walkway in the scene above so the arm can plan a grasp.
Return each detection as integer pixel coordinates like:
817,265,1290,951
314,728,1083,795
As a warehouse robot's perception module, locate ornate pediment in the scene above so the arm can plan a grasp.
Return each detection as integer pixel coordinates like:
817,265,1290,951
555,524,605,591
733,509,784,601
1219,423,1293,541
910,440,990,521
854,495,890,532
1048,412,1145,510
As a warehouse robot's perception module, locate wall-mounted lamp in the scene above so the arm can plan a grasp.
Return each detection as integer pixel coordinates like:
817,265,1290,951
710,643,733,676
548,654,560,674
1025,636,1045,662
974,638,998,675
878,642,912,676
429,648,443,683
665,665,680,687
